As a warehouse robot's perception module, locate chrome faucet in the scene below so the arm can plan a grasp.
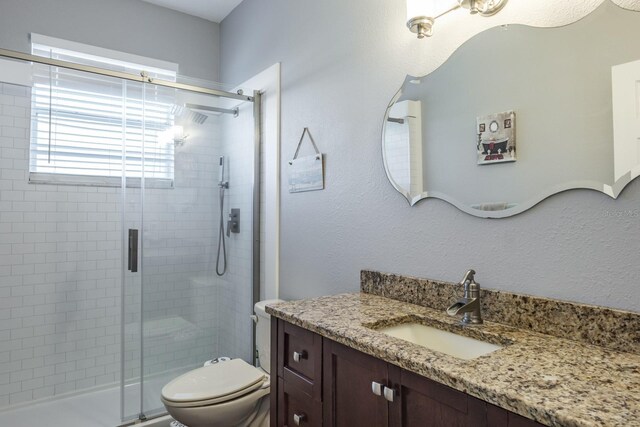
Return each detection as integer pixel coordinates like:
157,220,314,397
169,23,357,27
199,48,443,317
446,269,483,325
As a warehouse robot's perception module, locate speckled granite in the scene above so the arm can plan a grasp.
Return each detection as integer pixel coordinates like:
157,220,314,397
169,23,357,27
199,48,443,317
266,294,640,427
361,270,640,355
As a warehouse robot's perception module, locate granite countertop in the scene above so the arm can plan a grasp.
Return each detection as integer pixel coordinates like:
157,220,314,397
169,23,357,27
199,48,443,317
266,293,640,427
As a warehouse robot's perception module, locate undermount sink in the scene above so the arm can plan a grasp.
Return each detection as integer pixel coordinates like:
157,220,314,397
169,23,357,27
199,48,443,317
377,323,503,360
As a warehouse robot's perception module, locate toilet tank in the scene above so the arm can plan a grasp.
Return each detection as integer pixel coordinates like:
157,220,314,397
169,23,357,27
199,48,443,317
254,299,283,374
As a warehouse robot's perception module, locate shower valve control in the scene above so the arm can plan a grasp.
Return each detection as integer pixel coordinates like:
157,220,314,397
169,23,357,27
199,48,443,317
227,208,240,236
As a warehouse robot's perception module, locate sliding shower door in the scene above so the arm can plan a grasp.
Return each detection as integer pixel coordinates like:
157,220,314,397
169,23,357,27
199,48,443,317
121,80,260,422
120,79,146,422
0,48,259,425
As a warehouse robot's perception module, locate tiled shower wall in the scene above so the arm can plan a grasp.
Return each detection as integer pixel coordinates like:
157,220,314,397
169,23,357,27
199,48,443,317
0,82,122,406
0,81,243,409
216,99,256,364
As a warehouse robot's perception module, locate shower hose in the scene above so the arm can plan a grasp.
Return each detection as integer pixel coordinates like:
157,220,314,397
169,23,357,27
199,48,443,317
216,184,227,276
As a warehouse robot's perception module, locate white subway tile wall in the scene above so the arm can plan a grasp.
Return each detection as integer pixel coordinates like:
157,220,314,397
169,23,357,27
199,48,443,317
0,82,257,410
216,100,256,363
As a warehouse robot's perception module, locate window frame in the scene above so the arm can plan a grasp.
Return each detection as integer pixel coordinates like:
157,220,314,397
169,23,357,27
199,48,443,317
28,34,179,188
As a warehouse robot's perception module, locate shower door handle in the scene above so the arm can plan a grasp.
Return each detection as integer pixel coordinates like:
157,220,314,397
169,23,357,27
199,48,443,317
128,229,138,273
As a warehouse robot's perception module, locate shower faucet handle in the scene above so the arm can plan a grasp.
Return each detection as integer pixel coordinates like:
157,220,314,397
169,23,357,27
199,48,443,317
227,209,240,236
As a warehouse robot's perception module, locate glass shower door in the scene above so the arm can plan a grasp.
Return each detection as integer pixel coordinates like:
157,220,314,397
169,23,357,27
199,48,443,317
121,79,145,422
121,78,259,422
138,83,258,418
137,81,202,418
121,78,180,422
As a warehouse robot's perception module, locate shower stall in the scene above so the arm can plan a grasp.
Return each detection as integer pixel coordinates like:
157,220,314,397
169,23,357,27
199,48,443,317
0,48,261,426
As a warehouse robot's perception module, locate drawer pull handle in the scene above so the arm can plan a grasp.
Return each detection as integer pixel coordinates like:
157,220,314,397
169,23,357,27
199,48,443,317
371,381,383,396
293,412,306,425
293,350,307,363
383,386,395,402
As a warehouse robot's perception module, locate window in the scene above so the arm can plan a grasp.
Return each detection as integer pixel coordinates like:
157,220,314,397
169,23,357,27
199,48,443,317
29,35,179,187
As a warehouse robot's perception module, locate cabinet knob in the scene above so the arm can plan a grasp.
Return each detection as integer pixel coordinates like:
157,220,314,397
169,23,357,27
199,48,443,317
293,350,307,363
293,412,306,425
383,386,395,402
371,381,383,396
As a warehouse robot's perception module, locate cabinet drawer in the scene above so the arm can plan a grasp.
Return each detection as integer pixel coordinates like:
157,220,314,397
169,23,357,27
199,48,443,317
278,377,323,427
278,320,322,399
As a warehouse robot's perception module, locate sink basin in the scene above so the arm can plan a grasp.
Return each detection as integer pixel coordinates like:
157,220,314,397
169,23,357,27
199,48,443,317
377,323,503,360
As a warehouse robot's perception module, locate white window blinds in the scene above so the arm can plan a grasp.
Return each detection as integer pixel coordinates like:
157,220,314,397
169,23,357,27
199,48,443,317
29,38,178,187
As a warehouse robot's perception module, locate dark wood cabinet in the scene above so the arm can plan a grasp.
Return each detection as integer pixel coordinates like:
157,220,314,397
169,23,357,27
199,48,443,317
323,339,389,427
486,403,544,427
278,320,322,401
388,364,487,427
271,318,545,427
272,319,323,427
278,377,323,427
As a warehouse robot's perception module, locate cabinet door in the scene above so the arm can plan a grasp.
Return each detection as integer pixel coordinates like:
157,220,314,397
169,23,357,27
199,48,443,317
487,403,545,427
388,365,487,427
278,377,323,427
323,340,390,427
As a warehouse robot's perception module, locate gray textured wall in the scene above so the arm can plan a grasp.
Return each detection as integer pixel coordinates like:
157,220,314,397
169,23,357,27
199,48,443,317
0,0,220,80
220,0,640,312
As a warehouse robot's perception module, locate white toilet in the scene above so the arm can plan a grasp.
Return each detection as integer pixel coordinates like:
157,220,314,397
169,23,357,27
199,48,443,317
161,299,283,427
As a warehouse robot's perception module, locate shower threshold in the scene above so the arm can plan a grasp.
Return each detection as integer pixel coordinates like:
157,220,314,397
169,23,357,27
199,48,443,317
0,377,176,427
0,385,122,427
119,414,174,427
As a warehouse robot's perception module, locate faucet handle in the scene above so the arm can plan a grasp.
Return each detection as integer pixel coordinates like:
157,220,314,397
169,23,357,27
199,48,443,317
459,269,476,285
459,269,478,299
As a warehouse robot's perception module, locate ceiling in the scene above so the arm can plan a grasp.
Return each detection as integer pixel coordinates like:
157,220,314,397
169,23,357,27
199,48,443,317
140,0,244,23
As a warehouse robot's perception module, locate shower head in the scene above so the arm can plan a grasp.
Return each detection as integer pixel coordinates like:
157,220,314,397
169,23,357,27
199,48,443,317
170,105,208,124
189,110,208,124
171,102,239,127
186,103,239,118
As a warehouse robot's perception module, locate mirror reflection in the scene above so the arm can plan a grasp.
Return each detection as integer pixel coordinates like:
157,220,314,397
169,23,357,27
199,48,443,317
383,2,640,217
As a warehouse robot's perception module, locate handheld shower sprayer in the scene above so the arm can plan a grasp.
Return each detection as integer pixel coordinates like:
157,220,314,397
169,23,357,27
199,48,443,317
216,156,228,276
219,156,229,189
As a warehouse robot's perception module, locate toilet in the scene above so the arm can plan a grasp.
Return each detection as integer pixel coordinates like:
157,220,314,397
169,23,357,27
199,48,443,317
161,299,283,427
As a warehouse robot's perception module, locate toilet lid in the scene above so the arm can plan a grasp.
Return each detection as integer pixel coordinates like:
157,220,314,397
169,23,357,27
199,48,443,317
161,359,266,404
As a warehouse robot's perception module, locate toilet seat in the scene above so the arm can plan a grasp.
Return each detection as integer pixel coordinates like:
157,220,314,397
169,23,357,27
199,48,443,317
161,359,267,408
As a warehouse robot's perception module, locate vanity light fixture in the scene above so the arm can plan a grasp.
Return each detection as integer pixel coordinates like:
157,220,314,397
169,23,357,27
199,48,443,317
407,0,508,38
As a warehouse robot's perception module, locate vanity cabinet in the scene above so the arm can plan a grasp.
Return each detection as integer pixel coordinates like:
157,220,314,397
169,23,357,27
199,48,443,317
271,318,544,427
273,320,323,427
278,377,323,427
277,320,322,401
386,363,487,426
324,340,487,427
323,339,389,426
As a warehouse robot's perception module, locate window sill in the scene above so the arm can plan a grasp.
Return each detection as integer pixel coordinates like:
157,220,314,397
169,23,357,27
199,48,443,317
29,172,174,189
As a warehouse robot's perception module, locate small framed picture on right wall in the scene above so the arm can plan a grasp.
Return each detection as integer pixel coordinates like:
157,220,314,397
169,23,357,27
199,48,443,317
476,111,516,165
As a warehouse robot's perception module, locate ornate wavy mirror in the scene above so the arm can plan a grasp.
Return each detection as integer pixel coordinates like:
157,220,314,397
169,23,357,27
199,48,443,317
383,1,640,217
